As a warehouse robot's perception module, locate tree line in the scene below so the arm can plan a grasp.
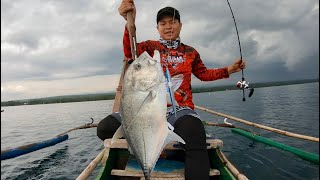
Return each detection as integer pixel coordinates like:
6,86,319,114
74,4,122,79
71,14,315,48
1,79,318,107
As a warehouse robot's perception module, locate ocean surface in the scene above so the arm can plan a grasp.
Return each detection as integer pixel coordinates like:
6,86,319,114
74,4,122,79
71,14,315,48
1,82,319,180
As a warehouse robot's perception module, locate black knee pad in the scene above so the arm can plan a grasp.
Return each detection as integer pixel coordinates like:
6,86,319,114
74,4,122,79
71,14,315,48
97,113,121,141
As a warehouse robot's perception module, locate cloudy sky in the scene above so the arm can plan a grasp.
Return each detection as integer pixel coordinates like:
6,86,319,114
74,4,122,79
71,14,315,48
1,0,319,101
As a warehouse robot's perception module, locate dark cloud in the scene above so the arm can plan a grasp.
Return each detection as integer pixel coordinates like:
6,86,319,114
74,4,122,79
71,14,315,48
1,0,319,100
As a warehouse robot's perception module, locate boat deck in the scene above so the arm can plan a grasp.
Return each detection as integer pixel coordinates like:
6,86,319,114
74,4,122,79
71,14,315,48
100,139,225,180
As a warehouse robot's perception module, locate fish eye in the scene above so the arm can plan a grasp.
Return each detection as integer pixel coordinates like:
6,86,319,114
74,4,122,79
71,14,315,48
134,63,141,70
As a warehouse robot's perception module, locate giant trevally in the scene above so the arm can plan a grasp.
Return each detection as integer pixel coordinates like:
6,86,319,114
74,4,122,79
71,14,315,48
111,50,185,180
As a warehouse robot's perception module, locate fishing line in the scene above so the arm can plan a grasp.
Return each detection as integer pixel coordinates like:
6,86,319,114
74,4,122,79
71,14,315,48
226,0,254,101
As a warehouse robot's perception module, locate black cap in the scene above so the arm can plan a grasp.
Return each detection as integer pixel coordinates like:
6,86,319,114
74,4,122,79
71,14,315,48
156,7,180,24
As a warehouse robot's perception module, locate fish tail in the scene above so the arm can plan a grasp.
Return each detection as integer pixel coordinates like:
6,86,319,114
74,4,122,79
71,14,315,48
142,133,151,180
143,168,151,180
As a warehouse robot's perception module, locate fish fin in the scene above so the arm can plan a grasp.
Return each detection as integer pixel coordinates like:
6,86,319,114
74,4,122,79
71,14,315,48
153,50,160,63
111,125,124,144
139,90,156,110
171,74,184,91
165,129,186,145
128,145,134,155
167,122,174,131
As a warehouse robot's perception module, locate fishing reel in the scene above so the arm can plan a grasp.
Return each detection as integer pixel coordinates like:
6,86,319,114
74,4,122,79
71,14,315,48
236,78,254,101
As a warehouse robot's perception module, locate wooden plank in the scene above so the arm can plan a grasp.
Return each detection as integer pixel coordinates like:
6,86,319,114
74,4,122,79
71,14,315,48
112,169,183,178
101,147,110,166
216,149,248,180
76,148,106,180
140,178,184,180
111,168,220,178
104,139,223,150
125,158,184,173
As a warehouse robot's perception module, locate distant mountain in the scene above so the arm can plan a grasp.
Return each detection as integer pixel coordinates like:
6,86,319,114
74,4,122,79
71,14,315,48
1,78,318,107
192,78,319,93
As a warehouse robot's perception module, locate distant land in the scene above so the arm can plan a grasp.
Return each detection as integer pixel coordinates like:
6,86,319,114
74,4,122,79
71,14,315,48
1,79,318,107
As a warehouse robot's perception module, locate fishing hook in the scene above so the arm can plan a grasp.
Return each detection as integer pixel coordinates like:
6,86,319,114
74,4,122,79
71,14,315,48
85,118,94,126
224,118,233,126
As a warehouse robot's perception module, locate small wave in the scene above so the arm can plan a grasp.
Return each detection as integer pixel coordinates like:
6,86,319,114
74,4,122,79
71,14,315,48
10,146,69,180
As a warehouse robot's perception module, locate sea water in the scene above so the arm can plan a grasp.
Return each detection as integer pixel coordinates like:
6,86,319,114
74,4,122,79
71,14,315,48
1,83,319,180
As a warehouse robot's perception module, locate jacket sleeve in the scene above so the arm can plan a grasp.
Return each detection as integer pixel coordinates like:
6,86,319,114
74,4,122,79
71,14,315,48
192,51,229,81
123,27,154,59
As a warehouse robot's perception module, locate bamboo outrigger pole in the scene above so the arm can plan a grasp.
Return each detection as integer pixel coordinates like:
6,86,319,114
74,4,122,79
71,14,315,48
195,105,319,142
77,11,136,180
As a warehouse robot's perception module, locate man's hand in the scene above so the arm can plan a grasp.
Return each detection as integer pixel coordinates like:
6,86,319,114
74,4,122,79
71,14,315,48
118,0,136,21
227,58,246,75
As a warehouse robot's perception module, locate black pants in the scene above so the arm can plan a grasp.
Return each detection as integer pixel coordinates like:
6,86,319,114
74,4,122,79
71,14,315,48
97,114,210,180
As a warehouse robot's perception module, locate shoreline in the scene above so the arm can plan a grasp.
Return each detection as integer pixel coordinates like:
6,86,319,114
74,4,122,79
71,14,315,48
1,79,318,107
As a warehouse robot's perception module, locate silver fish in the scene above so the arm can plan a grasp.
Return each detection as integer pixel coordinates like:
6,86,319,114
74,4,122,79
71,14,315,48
111,50,185,179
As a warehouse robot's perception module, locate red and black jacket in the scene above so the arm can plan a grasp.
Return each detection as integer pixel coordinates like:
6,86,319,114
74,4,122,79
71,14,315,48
123,27,229,110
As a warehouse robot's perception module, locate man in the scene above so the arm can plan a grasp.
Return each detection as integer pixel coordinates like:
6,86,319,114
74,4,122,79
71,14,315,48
97,0,246,179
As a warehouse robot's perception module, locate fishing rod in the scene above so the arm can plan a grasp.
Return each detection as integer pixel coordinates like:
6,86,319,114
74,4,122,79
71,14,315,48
226,0,254,101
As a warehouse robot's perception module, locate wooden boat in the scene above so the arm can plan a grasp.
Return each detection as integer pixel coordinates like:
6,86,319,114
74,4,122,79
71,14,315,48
94,139,248,180
77,14,249,178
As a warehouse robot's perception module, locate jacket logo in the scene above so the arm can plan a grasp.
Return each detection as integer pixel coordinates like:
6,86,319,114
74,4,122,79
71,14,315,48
162,51,186,69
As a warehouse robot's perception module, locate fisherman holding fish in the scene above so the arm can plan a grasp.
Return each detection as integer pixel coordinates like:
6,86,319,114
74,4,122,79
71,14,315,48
97,0,246,179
